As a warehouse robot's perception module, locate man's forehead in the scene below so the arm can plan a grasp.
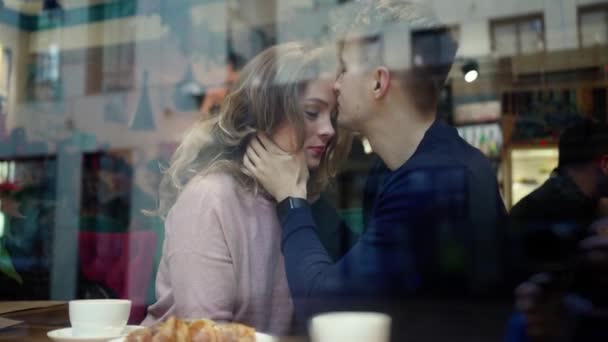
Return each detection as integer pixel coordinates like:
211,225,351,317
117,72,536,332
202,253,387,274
340,34,379,56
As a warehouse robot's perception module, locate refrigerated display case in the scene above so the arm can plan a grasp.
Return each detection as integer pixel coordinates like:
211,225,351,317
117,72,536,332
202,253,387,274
504,145,558,209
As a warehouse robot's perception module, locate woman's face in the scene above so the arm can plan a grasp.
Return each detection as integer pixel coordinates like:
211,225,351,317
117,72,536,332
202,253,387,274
271,78,336,170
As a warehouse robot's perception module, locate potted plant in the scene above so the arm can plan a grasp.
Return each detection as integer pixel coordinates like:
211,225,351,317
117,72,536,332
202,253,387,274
0,181,23,284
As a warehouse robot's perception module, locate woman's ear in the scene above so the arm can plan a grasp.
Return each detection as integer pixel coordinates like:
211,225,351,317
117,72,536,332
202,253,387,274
373,67,391,100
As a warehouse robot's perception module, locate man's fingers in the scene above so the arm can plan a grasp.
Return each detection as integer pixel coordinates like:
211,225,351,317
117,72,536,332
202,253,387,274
249,136,267,159
245,146,261,167
257,133,286,154
243,154,256,172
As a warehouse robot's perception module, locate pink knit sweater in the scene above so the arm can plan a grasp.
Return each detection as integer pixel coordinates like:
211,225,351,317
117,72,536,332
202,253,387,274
142,173,294,336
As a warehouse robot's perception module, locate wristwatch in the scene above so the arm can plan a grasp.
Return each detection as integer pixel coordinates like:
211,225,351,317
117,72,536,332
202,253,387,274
276,197,309,222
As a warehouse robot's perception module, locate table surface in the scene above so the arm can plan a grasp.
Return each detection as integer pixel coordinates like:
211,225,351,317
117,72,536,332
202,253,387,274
0,303,69,341
0,302,306,342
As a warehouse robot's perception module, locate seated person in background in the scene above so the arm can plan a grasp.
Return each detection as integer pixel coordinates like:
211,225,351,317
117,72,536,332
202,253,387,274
509,228,608,342
506,121,608,341
142,42,355,336
509,121,608,281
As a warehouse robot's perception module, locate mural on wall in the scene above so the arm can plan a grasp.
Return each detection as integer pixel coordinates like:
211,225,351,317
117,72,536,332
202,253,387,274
0,127,49,158
104,94,129,125
130,71,156,131
173,64,204,113
25,48,64,104
0,47,11,140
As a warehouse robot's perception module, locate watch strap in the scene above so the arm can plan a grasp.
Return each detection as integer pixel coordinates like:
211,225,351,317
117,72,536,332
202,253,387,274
276,197,309,222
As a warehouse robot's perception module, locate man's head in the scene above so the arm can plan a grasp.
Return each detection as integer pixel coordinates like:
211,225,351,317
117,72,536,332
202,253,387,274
559,120,608,198
333,0,458,131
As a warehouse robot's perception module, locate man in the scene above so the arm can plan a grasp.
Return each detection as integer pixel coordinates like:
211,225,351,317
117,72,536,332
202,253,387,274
509,121,608,279
245,0,506,327
507,122,608,341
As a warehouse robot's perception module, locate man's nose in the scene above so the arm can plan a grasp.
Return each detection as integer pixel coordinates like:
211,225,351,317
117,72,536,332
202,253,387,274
333,77,342,93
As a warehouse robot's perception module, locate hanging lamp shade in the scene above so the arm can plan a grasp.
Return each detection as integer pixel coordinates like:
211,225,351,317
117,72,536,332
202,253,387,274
130,71,156,131
173,64,204,112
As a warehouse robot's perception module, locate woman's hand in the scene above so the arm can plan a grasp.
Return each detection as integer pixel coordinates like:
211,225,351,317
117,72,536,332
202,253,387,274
244,133,309,202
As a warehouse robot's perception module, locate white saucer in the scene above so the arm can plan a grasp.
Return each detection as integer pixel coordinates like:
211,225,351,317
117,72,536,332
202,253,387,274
108,331,276,342
47,325,144,342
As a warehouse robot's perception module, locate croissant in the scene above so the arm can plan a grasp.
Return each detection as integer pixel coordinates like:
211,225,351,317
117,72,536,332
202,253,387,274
126,317,256,342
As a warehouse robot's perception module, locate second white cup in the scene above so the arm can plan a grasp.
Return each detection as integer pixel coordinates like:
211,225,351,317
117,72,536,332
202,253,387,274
309,311,391,342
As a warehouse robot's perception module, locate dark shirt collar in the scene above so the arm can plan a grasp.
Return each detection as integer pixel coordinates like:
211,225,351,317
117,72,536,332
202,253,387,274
550,167,597,206
394,119,453,171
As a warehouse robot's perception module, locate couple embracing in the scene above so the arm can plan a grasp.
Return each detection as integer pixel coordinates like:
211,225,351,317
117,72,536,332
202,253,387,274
144,0,506,338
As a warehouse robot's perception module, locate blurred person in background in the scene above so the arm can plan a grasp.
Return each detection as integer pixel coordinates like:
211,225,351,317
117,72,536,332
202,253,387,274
509,121,608,280
506,121,608,341
508,231,608,342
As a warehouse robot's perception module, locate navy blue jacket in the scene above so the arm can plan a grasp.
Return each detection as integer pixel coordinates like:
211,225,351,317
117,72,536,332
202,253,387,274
280,120,507,320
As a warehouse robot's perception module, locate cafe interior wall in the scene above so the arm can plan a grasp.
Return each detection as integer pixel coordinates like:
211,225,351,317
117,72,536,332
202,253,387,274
431,0,608,203
436,0,608,55
0,22,29,137
0,1,236,300
17,3,226,149
1,0,606,299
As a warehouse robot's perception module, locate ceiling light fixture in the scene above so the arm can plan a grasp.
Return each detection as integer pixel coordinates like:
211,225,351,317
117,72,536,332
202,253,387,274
462,60,479,83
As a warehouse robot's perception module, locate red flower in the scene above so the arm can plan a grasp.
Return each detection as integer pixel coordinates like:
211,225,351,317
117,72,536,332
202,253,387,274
0,181,20,194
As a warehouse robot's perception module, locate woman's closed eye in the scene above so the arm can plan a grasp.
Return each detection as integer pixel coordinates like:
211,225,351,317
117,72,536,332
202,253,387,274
304,111,320,120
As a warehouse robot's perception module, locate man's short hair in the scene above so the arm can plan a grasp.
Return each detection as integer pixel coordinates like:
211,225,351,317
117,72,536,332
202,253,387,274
559,120,608,168
334,0,458,112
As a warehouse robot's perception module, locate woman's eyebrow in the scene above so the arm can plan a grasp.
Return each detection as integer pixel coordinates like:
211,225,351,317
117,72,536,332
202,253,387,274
303,98,329,106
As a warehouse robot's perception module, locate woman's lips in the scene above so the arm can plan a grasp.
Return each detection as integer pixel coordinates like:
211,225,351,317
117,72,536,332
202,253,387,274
308,146,326,157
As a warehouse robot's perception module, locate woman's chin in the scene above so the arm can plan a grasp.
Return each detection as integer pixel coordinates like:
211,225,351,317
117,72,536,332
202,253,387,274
306,160,321,171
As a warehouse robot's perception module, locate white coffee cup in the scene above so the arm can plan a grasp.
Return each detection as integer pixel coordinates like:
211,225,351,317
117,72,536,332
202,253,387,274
69,299,131,337
309,311,391,342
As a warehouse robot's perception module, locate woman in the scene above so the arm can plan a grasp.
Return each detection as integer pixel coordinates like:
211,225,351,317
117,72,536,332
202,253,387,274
142,42,353,335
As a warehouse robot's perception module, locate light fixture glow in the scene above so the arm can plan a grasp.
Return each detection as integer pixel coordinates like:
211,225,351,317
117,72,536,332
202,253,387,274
362,137,373,154
464,70,478,83
461,60,479,83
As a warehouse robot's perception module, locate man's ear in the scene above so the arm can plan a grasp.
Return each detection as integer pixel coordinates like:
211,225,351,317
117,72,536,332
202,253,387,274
372,67,391,100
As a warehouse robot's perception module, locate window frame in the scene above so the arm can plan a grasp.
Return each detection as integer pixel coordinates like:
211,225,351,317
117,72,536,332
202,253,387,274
490,13,545,56
577,3,608,48
410,25,460,68
86,43,135,95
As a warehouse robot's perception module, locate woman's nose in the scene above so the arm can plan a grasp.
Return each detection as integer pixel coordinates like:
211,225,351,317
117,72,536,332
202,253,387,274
318,116,335,142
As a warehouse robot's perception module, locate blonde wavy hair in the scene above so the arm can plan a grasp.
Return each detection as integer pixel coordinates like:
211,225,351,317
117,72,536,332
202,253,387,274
155,42,352,218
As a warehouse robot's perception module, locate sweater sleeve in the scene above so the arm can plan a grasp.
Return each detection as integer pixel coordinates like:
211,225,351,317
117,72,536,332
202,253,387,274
281,170,429,300
164,181,236,322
